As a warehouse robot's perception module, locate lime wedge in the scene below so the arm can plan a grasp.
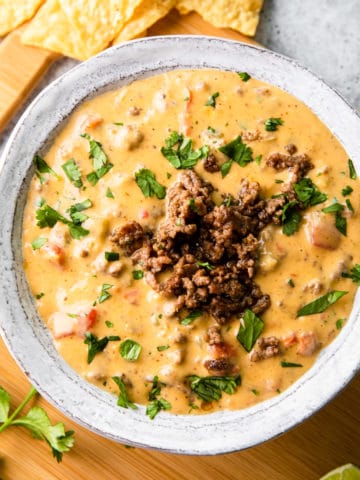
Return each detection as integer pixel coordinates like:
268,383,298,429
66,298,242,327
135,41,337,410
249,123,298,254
320,464,360,480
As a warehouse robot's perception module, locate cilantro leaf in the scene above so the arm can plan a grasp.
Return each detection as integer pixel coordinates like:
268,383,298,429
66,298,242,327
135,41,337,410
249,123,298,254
146,398,171,420
236,309,264,352
282,201,302,236
342,264,360,285
68,224,90,239
237,72,251,82
12,406,75,462
61,159,83,188
205,92,219,108
84,332,120,364
67,199,92,225
31,237,47,250
180,310,203,326
135,169,166,199
36,204,67,228
280,361,303,368
120,339,142,361
187,375,241,402
218,136,253,177
335,211,347,236
322,202,344,214
157,345,170,352
112,376,137,410
98,283,113,303
148,375,162,401
297,290,348,317
342,185,353,196
81,133,113,184
220,159,233,178
348,159,357,179
161,132,208,169
105,251,120,262
132,269,144,280
106,187,114,199
293,178,327,207
196,261,214,271
33,155,59,183
264,118,284,131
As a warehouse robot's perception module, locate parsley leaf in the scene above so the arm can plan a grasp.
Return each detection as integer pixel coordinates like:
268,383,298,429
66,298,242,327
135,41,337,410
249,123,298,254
135,168,166,199
293,178,327,207
120,339,142,361
236,309,264,352
112,376,137,410
180,310,203,326
342,264,360,285
264,118,284,131
31,237,47,250
218,136,253,177
84,332,120,364
98,283,113,303
237,72,251,82
187,375,241,402
282,201,302,236
205,92,219,108
61,159,82,188
297,290,348,317
0,386,74,462
105,251,120,262
81,133,113,184
161,132,208,169
33,155,59,183
348,159,357,179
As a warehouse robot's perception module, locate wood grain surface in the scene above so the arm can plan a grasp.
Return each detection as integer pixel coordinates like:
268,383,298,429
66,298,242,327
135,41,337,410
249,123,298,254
0,8,359,480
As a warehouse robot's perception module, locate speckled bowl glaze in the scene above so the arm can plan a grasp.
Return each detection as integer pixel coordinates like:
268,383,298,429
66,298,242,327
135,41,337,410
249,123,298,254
0,37,359,455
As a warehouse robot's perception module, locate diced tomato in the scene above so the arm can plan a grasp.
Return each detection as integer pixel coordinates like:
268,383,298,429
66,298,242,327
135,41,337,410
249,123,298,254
42,242,64,265
124,289,138,305
282,331,297,348
86,308,97,328
77,308,98,336
138,208,149,220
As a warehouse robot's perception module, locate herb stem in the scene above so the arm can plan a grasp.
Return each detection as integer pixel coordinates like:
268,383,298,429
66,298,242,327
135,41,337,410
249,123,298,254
0,386,37,433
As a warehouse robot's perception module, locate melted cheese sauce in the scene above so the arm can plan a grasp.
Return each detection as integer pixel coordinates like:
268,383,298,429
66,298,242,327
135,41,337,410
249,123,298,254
22,70,360,415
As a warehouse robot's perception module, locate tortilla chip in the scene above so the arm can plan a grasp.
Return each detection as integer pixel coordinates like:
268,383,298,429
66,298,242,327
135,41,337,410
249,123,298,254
0,0,44,36
21,0,83,59
22,0,143,60
113,0,175,44
176,0,264,36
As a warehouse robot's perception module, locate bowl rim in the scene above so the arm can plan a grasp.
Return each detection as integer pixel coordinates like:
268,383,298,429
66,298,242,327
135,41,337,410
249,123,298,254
0,35,359,455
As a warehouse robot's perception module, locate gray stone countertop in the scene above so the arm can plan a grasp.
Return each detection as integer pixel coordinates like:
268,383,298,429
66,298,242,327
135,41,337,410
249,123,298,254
0,0,359,154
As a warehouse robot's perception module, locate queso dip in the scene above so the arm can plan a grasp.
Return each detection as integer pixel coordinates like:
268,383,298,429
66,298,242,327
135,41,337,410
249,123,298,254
22,69,360,417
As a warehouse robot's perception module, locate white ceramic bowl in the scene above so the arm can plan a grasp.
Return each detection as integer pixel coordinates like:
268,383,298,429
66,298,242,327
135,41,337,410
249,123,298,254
0,36,359,455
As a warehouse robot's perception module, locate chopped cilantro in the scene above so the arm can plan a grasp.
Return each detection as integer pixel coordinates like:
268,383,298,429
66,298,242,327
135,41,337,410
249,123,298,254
61,159,82,188
255,154,262,165
251,389,259,396
207,126,216,133
205,92,219,108
219,135,253,177
84,332,120,364
81,133,113,185
112,376,137,409
297,290,348,316
132,270,144,280
106,187,114,199
237,72,251,82
146,376,171,419
105,320,114,328
336,319,344,330
341,264,360,285
120,339,142,361
180,310,203,326
157,345,170,352
236,309,264,352
135,168,166,199
36,292,45,300
105,252,120,262
36,203,89,239
280,361,303,368
342,185,353,196
287,278,295,288
348,159,357,179
282,201,302,236
346,199,354,212
113,122,124,126
322,202,344,214
31,237,47,250
161,131,209,169
187,375,241,402
264,117,284,132
33,154,59,183
293,178,327,207
98,284,113,303
196,261,214,271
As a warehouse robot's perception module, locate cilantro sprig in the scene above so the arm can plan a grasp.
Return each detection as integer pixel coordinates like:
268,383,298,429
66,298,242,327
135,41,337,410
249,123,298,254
0,386,74,462
342,264,360,285
61,159,82,188
205,92,219,108
236,309,264,352
36,203,90,239
219,135,253,177
264,117,284,132
161,131,209,169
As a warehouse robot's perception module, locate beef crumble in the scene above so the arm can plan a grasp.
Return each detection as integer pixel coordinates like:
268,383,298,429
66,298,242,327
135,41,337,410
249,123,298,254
111,150,313,325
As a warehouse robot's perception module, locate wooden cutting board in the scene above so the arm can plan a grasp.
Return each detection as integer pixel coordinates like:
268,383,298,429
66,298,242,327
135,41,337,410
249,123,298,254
0,9,359,480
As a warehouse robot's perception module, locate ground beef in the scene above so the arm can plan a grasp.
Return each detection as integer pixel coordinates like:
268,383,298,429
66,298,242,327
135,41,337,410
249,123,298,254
250,336,280,362
203,358,233,375
110,221,146,255
203,152,220,172
110,148,312,323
